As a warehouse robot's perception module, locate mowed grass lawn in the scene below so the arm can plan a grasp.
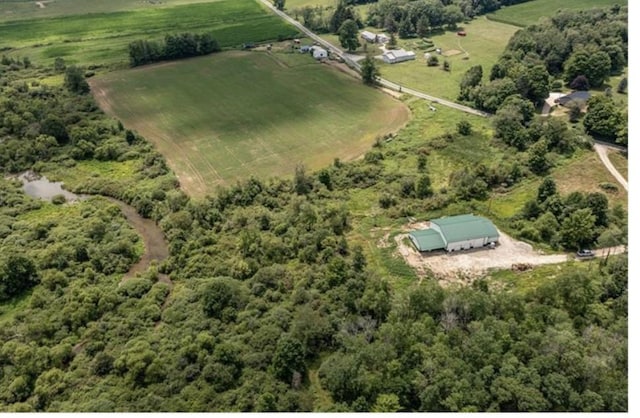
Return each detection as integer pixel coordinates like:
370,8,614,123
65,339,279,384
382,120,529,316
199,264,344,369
378,17,518,101
487,0,627,27
0,0,297,66
91,51,409,196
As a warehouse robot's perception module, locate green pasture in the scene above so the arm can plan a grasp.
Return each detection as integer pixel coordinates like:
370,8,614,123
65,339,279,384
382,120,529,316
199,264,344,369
286,0,372,15
286,0,335,9
378,17,519,101
0,0,228,21
91,51,409,197
487,0,627,27
0,0,298,66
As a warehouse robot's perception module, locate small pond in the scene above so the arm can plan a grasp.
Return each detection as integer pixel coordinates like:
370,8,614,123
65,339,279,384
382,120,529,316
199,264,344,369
15,171,84,202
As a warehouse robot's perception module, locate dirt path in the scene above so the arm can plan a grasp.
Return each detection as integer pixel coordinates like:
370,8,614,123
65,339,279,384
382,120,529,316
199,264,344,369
594,143,628,191
392,229,625,285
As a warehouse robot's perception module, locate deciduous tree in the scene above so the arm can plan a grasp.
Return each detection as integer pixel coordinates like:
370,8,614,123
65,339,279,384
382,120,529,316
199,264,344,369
360,55,380,85
339,19,360,52
560,208,597,249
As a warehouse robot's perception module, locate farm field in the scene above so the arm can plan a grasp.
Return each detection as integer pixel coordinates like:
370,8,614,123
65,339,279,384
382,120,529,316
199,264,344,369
0,0,227,21
487,0,627,27
377,17,519,101
0,0,297,67
90,51,410,197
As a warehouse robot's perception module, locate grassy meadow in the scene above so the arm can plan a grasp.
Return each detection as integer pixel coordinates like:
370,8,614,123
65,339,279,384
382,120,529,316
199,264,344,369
485,148,628,223
607,150,627,181
0,0,298,67
90,51,409,196
487,0,627,27
377,17,519,101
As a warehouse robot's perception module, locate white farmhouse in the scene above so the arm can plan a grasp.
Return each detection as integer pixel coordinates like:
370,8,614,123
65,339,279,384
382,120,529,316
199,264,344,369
361,30,377,43
361,31,390,44
311,46,328,59
382,49,415,64
377,33,390,44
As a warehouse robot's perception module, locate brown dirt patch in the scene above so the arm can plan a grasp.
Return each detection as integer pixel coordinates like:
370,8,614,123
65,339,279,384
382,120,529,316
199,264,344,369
442,49,462,57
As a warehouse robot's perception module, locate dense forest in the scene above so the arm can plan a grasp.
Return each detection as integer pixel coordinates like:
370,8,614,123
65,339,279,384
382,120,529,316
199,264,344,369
0,3,628,413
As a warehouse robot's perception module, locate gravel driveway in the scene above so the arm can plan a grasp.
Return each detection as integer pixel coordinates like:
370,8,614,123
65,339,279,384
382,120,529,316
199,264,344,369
393,230,557,283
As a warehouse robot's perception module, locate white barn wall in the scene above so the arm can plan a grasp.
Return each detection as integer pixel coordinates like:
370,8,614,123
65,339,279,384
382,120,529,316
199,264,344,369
447,238,485,252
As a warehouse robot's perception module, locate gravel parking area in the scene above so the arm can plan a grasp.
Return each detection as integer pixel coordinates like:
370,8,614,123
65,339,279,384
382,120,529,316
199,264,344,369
393,229,568,284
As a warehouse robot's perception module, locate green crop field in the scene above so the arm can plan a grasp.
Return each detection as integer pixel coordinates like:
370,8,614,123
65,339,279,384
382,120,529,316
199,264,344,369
90,51,410,197
0,0,298,67
487,0,627,27
0,0,228,21
378,17,518,101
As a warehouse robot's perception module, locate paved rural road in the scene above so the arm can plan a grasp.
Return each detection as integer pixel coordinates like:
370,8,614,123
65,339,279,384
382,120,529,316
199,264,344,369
258,0,489,117
594,142,628,191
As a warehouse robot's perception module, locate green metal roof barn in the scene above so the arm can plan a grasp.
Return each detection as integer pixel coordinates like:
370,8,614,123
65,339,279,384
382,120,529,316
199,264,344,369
409,214,499,252
408,229,446,252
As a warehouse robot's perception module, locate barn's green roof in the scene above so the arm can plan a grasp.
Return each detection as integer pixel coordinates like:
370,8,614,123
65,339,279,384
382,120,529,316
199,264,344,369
431,214,499,243
409,229,445,251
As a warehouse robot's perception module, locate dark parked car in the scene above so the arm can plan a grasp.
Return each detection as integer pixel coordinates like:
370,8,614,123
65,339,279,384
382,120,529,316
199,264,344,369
576,249,595,258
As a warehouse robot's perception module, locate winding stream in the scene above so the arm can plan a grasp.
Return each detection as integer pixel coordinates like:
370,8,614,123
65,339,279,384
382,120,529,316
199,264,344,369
15,172,171,285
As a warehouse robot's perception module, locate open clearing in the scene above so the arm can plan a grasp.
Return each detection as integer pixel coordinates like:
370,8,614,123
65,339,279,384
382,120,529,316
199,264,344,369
487,0,627,27
607,149,628,181
91,51,410,197
378,17,519,101
0,0,297,66
391,225,625,285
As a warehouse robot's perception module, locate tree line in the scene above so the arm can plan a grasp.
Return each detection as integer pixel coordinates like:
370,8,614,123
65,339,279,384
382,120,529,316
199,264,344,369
128,32,221,67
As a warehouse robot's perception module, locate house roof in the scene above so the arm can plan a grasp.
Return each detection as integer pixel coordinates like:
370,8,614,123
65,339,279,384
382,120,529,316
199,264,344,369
386,49,415,59
431,214,499,243
409,229,446,251
361,31,376,39
557,91,591,105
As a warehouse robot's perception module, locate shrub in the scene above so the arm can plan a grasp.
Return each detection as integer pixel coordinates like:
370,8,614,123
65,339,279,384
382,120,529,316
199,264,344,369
51,194,67,205
598,182,619,193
